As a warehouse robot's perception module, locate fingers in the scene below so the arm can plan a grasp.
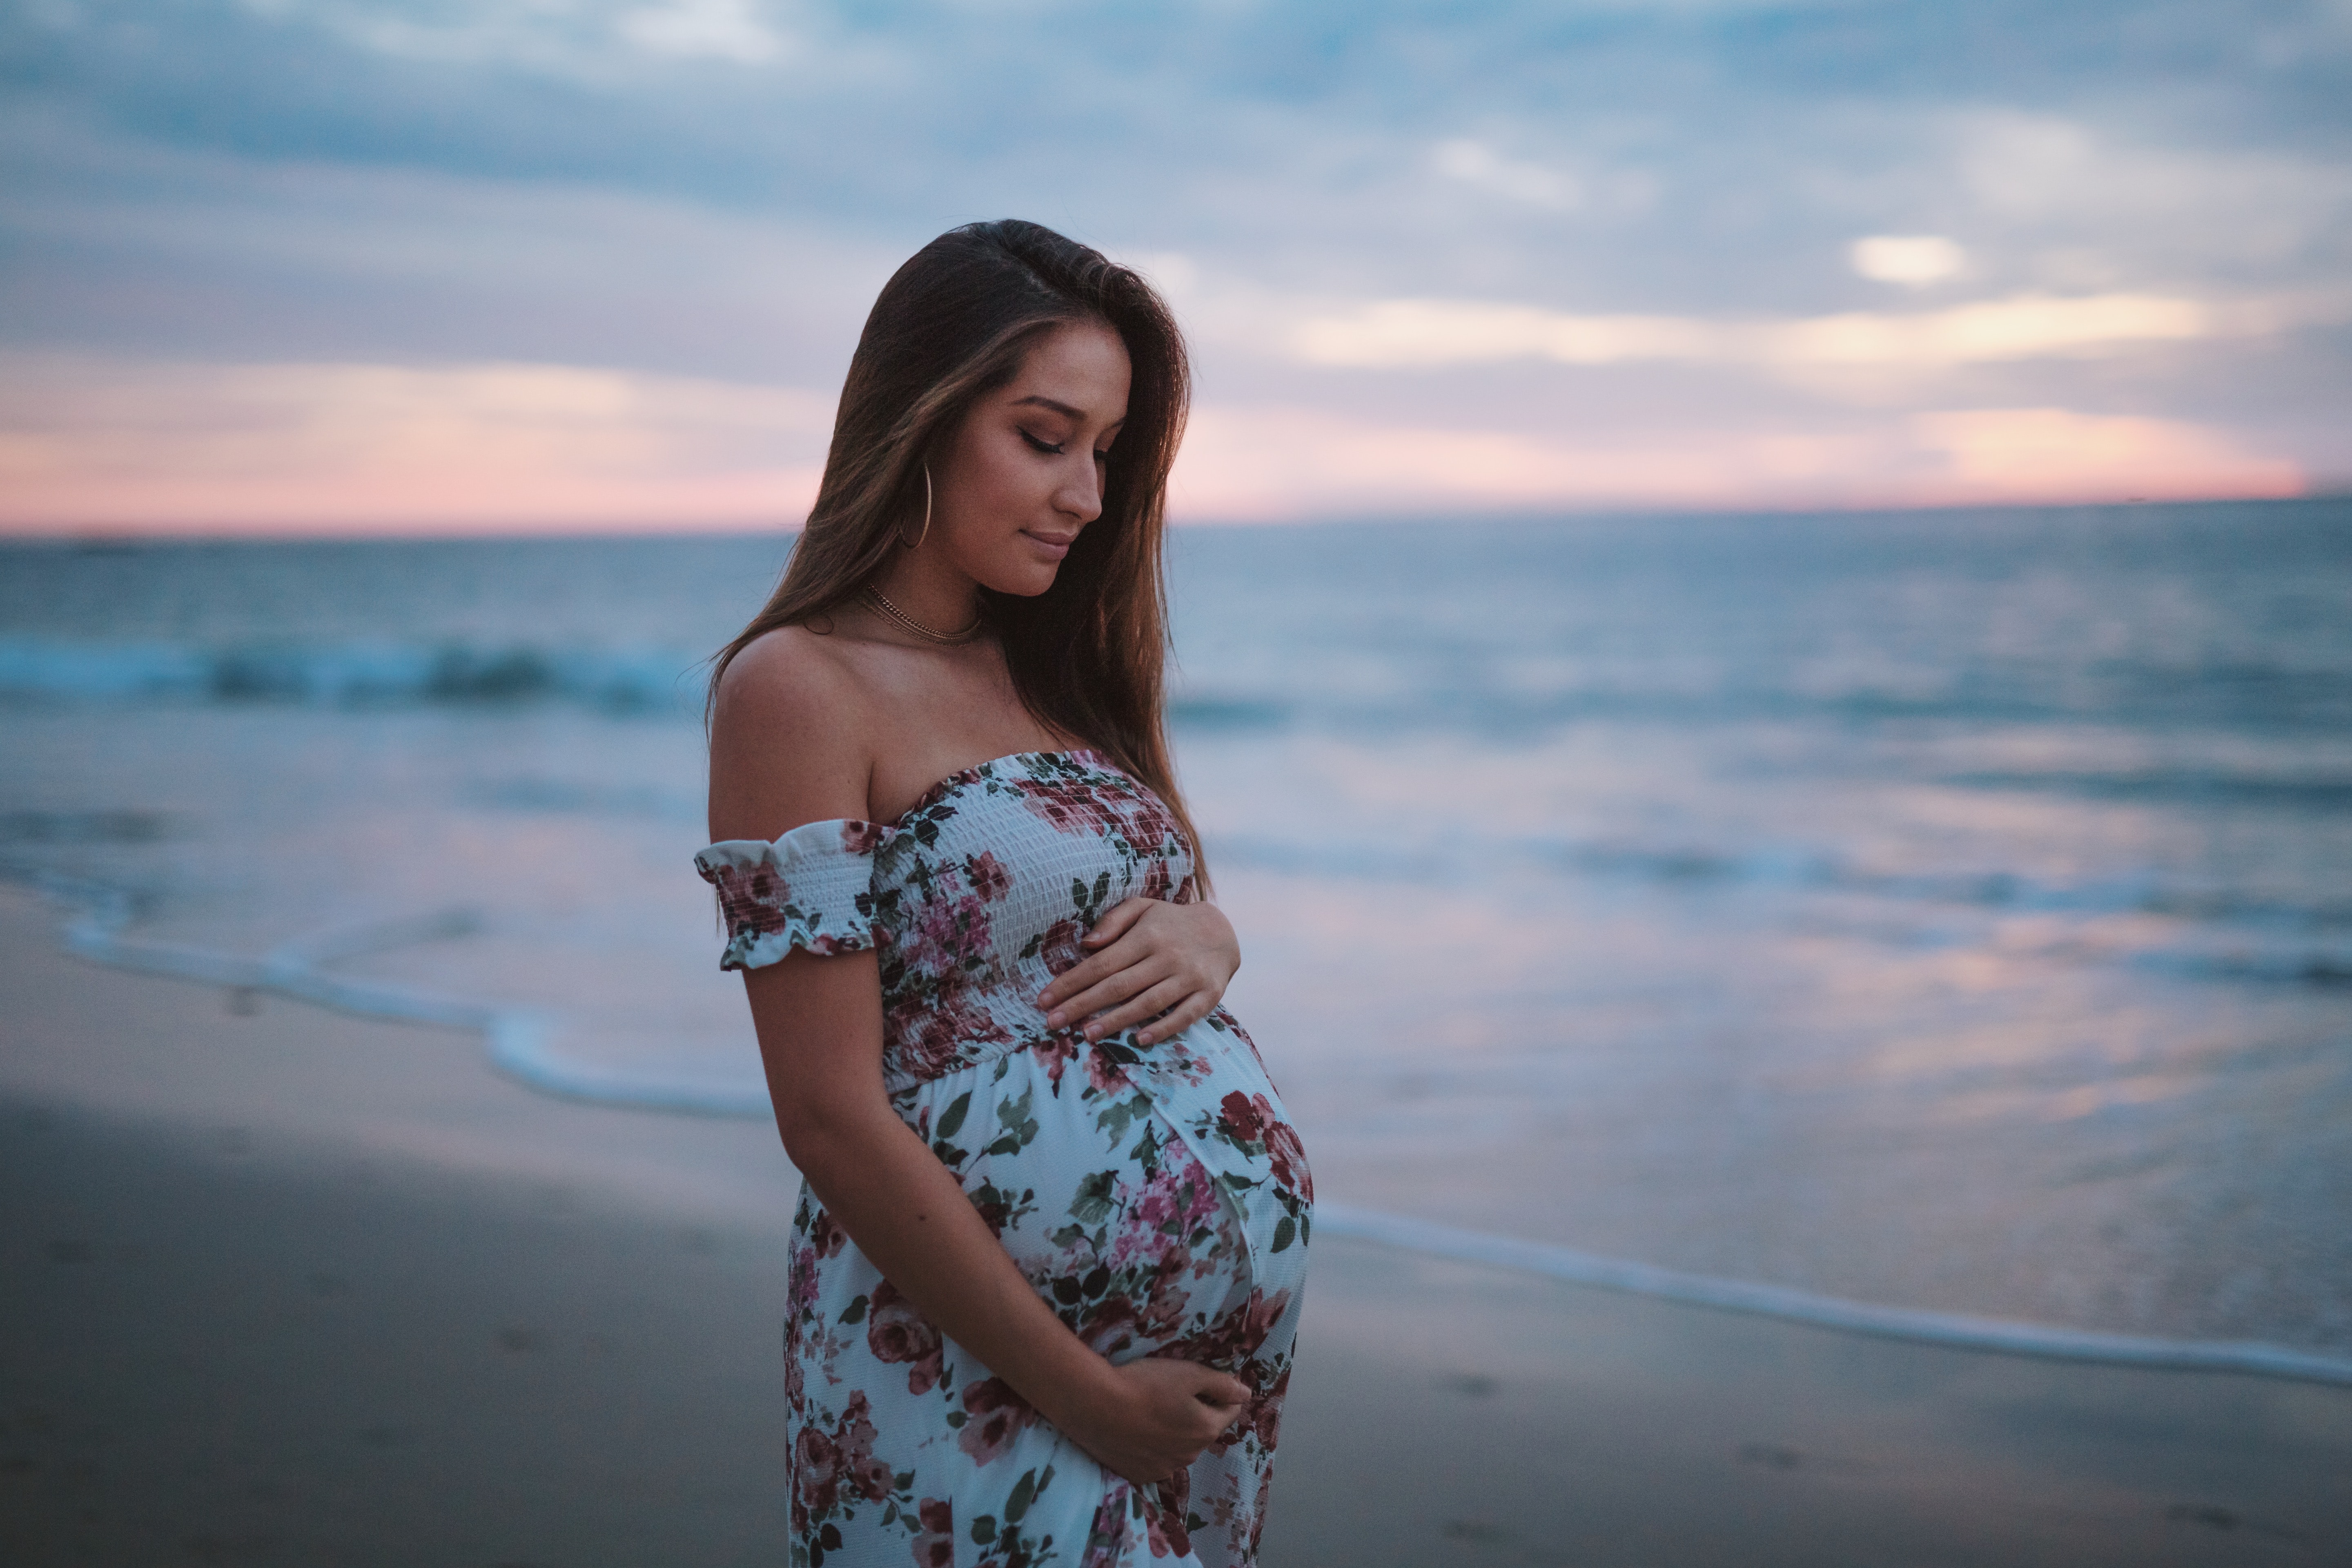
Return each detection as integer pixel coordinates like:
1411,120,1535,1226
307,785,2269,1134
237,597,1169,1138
1188,1375,1251,1414
1079,897,1152,948
1158,1359,1251,1410
1045,971,1162,1034
1087,978,1196,1042
1038,945,1137,1020
1037,925,1152,1016
1133,992,1213,1049
1044,947,1174,1033
1040,898,1167,1009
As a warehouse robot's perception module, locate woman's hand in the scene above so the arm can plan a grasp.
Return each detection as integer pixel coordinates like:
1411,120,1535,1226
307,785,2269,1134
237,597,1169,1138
1038,898,1240,1047
1053,1357,1251,1487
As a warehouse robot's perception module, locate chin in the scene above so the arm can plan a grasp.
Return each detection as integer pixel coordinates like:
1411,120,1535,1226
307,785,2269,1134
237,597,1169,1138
980,562,1062,599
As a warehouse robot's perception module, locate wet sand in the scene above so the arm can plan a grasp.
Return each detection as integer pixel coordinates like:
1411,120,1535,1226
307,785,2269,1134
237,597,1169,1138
4,887,2348,1565
2,1101,793,1565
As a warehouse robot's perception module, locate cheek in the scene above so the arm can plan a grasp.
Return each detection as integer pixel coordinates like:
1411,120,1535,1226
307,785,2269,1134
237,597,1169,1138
953,431,1035,514
976,450,1038,511
956,443,1061,540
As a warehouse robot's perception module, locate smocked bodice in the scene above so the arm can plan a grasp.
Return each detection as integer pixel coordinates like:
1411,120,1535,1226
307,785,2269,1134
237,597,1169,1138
694,749,1258,1102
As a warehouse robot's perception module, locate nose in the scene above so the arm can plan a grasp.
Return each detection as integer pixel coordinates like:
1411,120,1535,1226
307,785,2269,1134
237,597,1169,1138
1054,452,1104,524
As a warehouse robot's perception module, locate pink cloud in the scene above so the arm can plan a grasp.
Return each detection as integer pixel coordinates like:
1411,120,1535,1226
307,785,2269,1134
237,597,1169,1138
0,355,828,535
1168,403,2303,521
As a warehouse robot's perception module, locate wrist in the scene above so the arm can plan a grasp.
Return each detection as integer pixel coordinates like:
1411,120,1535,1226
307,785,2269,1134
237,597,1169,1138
1027,1341,1125,1436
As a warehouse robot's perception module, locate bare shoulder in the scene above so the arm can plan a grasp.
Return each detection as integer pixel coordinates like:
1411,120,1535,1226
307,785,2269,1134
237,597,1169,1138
713,624,869,725
708,626,880,841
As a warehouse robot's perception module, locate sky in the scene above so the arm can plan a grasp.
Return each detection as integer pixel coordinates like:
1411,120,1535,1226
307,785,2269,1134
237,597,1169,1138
2,0,2349,532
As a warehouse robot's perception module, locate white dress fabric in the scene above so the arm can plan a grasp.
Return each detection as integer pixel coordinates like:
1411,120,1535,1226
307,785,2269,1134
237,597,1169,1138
696,749,1312,1568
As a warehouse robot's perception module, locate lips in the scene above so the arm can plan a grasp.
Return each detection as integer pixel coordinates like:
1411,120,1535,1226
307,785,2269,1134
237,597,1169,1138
1022,530,1075,559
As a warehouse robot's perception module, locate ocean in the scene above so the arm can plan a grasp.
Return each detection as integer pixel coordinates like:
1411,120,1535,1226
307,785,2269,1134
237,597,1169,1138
4,500,2348,1358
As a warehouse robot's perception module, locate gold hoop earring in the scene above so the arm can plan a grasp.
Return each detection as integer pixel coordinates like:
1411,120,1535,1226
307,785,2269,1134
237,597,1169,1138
898,463,933,551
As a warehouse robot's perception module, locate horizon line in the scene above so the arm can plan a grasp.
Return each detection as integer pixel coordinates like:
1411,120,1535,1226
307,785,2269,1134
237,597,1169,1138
2,490,2344,547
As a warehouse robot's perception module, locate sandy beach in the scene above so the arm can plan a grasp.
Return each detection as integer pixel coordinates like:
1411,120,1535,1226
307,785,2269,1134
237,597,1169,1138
4,884,2348,1566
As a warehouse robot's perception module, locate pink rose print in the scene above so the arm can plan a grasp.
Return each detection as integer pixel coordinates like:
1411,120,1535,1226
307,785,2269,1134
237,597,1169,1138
965,849,1011,902
1264,1119,1313,1203
1012,760,1187,860
794,1390,894,1527
1036,916,1085,978
887,976,1013,1083
836,1393,894,1504
1151,1465,1194,1558
1015,778,1123,840
1075,1293,1141,1359
1241,1287,1290,1354
807,1208,848,1261
707,862,789,938
955,1376,1035,1467
1138,857,1174,903
1248,1363,1291,1452
1219,1089,1274,1145
853,1450,894,1505
1032,1031,1077,1088
1084,1046,1132,1098
840,820,890,855
794,1423,840,1521
911,1499,955,1567
1085,1486,1146,1560
866,1278,944,1395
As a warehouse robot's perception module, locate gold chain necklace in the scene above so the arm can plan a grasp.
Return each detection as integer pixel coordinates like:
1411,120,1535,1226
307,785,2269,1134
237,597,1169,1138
860,585,986,646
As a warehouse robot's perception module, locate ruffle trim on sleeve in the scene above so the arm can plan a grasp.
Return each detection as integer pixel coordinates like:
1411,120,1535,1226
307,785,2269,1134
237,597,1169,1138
693,817,896,971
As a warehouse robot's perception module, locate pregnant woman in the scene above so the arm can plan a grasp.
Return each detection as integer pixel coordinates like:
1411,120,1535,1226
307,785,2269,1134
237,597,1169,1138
698,221,1311,1568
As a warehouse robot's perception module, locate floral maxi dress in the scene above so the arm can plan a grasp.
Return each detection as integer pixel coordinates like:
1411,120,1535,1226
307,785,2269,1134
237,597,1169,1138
695,750,1312,1568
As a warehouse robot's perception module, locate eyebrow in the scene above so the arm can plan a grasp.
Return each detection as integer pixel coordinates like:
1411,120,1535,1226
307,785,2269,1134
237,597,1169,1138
1012,395,1125,429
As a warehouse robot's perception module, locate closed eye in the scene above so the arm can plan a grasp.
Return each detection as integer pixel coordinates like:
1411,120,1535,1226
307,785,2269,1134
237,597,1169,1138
1020,430,1065,456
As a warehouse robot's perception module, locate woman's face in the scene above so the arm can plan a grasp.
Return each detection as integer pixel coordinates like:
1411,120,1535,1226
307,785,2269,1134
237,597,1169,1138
931,319,1131,598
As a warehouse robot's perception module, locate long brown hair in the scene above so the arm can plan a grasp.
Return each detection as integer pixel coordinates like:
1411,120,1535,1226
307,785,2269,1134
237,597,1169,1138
711,220,1207,886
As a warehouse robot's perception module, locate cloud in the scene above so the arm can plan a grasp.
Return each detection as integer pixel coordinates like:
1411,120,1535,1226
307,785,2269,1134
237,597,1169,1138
618,0,788,64
1169,402,2301,519
233,0,790,75
1850,235,1966,287
1285,291,2283,373
0,109,899,381
0,354,831,532
1430,140,1582,210
1954,110,2352,274
1287,300,1709,368
1908,408,2303,503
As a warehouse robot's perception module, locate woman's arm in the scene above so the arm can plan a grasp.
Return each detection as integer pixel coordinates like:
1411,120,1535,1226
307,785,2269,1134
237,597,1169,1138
709,635,1245,1485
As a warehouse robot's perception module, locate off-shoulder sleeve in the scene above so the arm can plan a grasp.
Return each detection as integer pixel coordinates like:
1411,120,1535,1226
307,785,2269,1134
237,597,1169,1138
693,818,896,971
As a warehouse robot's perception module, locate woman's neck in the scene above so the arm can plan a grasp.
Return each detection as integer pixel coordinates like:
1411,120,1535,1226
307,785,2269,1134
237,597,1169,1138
870,555,984,642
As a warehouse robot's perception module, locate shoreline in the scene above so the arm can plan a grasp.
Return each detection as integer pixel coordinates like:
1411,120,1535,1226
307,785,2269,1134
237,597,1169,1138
4,886,2350,1563
24,873,2352,1387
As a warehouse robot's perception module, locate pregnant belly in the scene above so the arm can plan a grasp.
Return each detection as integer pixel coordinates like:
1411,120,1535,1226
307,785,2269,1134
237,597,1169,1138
915,1043,1275,1370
